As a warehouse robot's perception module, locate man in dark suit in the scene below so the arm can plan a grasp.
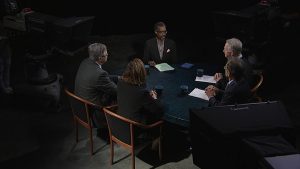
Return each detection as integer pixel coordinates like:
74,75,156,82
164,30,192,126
143,21,177,66
75,43,117,129
214,38,254,92
205,59,251,106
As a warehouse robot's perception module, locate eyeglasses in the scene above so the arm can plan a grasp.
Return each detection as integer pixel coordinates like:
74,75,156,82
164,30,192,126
157,30,167,34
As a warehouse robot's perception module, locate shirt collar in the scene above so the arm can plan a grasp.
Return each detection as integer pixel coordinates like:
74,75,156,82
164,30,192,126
227,79,234,86
96,62,102,69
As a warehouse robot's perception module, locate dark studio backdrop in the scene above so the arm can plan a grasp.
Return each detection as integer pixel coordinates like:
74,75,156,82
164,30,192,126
1,0,300,168
10,0,269,64
2,0,299,86
16,0,261,35
2,0,300,94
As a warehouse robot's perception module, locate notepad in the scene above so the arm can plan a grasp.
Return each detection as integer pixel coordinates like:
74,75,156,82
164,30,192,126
180,63,194,69
189,88,209,101
155,63,175,72
195,75,216,83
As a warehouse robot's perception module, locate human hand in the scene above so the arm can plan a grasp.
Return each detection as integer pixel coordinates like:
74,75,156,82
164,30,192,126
205,85,214,91
205,86,216,98
149,61,156,66
205,85,219,93
214,73,223,82
149,90,158,99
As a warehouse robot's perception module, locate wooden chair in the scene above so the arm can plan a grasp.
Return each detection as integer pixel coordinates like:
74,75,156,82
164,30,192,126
64,87,101,156
250,72,264,102
103,105,163,169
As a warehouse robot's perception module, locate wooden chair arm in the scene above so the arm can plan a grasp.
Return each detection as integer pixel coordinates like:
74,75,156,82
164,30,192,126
103,106,163,129
137,120,164,129
251,73,264,93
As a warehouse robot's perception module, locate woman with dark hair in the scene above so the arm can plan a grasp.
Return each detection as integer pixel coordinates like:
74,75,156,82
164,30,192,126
117,58,164,124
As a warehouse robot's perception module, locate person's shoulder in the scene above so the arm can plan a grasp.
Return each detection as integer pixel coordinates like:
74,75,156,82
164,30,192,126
146,38,156,43
78,58,89,68
81,57,93,65
233,79,250,90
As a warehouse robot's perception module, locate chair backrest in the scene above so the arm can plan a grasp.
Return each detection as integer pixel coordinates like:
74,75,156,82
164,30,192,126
103,106,135,145
251,72,263,93
64,88,98,128
103,105,163,146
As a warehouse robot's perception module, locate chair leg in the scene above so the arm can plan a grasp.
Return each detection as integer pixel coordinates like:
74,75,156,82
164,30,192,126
110,140,114,165
89,128,93,156
131,148,135,169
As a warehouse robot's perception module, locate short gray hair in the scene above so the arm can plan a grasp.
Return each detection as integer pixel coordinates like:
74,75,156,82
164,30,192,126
154,21,166,32
88,43,107,61
226,38,243,55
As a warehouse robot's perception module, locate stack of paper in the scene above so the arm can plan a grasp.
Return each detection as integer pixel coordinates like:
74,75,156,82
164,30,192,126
195,75,216,83
155,63,175,72
189,88,209,101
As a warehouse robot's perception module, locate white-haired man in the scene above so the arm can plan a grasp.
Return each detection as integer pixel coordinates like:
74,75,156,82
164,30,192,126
75,43,118,134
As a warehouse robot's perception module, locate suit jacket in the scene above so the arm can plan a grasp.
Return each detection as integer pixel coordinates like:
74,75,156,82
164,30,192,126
209,78,251,106
117,80,164,124
215,56,254,90
143,37,177,64
74,58,117,106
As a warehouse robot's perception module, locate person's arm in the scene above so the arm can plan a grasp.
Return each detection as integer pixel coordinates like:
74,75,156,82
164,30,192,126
96,71,117,97
109,74,120,84
205,86,218,106
211,82,237,106
208,96,219,106
215,76,228,90
206,84,235,106
142,89,165,121
214,73,223,82
219,90,236,106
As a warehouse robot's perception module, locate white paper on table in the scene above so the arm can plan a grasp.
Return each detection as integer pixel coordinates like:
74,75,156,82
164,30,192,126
188,88,209,101
195,75,216,83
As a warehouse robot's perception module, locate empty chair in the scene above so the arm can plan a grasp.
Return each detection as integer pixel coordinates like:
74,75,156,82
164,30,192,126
64,87,101,156
103,105,163,169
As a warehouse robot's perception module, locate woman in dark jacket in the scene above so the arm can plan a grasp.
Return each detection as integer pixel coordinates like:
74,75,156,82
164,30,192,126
117,58,164,124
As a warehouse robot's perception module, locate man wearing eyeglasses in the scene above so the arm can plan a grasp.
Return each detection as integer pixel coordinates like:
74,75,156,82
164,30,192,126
205,59,251,106
143,21,177,66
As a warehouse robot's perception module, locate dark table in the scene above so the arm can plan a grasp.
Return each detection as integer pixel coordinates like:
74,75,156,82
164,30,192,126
190,101,294,169
146,64,217,127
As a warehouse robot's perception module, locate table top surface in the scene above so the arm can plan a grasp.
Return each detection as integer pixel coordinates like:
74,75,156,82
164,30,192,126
146,63,217,127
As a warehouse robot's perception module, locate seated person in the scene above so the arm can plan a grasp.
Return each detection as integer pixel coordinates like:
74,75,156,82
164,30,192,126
75,43,118,132
117,58,164,125
214,38,254,91
143,21,177,66
205,59,252,106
